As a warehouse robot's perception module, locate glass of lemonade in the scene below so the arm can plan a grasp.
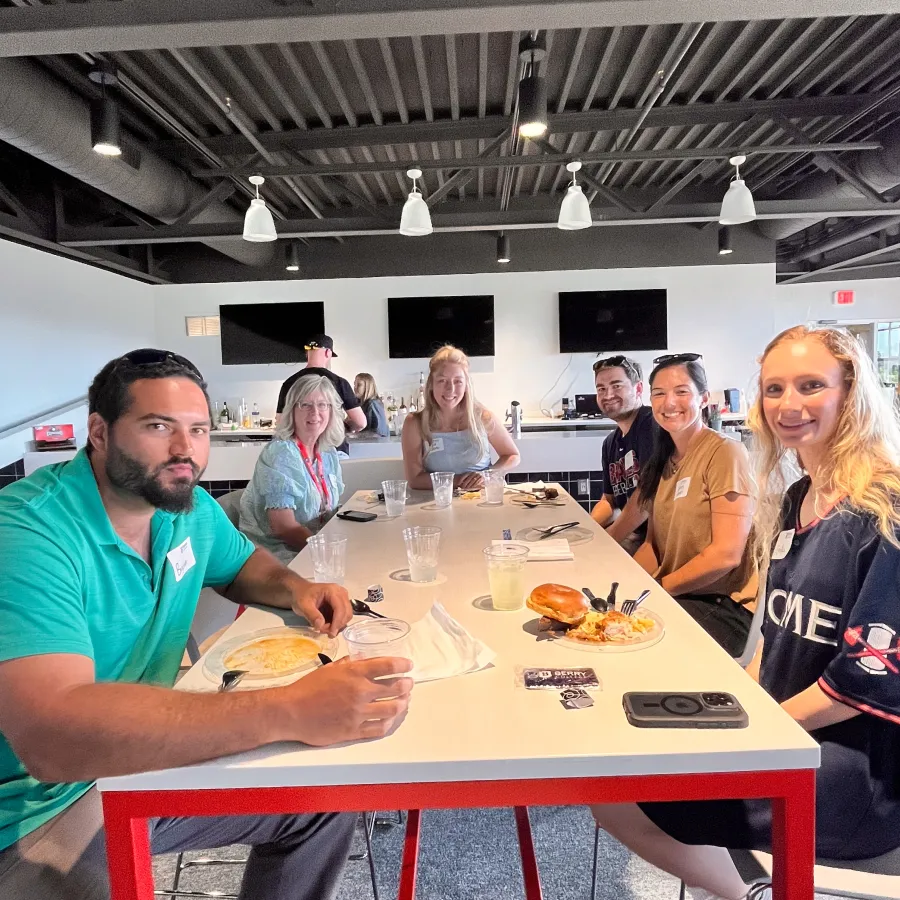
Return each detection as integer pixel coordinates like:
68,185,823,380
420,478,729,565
482,468,506,505
483,544,529,610
382,479,408,517
430,471,455,509
402,525,442,583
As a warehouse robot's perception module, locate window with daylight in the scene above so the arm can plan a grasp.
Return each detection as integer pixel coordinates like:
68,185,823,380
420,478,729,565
876,321,900,386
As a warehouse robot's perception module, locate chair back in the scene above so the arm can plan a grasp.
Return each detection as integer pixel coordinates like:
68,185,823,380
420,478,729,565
217,489,244,527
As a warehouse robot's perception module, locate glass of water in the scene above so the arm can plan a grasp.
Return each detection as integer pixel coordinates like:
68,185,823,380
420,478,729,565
483,543,529,610
430,471,455,509
344,618,412,662
306,533,348,585
482,468,506,505
402,525,442,583
382,479,408,517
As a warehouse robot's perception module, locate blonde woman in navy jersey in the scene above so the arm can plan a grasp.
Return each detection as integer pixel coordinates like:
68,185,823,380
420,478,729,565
590,325,900,900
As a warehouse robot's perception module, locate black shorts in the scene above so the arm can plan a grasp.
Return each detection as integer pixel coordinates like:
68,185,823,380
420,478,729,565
675,594,752,658
640,739,900,861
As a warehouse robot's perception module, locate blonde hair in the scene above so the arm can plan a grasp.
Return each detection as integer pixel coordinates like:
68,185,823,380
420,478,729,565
750,324,900,573
274,374,346,451
414,345,488,455
354,372,378,403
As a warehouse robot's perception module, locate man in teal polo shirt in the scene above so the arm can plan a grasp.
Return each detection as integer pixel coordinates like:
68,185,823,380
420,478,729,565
0,349,414,899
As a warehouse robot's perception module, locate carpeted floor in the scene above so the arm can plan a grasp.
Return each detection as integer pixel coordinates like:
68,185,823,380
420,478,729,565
151,805,854,900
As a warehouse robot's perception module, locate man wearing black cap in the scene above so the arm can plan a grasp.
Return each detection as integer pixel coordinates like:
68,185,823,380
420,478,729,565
276,334,365,455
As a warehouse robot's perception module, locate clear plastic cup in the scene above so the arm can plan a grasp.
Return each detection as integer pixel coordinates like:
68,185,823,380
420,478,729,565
482,469,506,505
344,618,411,661
483,543,529,610
430,471,455,509
306,533,348,585
382,479,408,518
402,525,442,583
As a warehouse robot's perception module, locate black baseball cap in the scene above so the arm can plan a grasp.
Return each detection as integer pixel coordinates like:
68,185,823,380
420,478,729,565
304,334,337,357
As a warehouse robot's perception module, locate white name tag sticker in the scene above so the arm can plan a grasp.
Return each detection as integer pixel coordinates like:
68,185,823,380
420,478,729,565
674,477,691,500
166,537,196,583
772,529,795,561
430,437,444,453
624,450,635,470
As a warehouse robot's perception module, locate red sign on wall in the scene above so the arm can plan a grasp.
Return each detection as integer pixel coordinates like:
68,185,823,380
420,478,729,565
833,290,855,306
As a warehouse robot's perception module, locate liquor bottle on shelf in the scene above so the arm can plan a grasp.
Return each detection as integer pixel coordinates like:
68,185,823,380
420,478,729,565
417,372,426,411
241,397,251,429
219,402,230,426
251,402,260,428
396,397,408,432
386,393,398,434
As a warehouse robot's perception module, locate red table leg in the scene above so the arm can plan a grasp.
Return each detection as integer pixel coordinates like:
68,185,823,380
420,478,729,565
514,806,543,900
770,769,816,900
101,793,154,900
398,809,421,900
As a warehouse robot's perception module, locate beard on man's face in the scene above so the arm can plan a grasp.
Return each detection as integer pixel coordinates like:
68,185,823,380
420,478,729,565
105,442,202,513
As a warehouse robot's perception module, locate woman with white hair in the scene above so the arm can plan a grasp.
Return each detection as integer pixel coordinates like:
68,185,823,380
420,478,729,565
402,344,520,491
239,375,345,563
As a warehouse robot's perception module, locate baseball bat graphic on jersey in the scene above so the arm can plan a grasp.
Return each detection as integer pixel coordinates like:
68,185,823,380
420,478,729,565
845,625,900,675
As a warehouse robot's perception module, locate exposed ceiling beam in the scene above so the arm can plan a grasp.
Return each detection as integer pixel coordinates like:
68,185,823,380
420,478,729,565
425,132,507,207
157,92,900,157
7,1,900,58
58,198,900,246
777,232,900,284
194,139,883,180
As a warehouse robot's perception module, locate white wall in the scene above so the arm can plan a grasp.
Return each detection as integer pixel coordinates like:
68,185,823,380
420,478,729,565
153,264,779,420
0,241,154,468
775,277,900,330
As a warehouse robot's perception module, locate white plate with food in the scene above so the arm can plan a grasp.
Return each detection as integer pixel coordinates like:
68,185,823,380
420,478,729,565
526,583,665,653
203,626,338,685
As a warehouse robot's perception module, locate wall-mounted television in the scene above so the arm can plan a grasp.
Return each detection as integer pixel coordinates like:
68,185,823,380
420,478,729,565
219,302,325,365
558,289,667,353
388,295,495,358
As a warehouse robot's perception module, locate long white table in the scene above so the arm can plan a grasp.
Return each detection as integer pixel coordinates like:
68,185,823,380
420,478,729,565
98,487,819,900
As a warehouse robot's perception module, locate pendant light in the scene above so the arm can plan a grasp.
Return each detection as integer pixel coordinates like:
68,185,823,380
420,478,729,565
557,161,592,230
719,155,756,225
243,175,277,242
718,226,733,256
517,34,548,139
89,65,122,157
399,168,433,236
285,241,301,271
497,233,511,264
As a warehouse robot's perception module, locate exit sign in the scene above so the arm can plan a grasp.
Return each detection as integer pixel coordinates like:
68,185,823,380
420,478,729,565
833,290,855,307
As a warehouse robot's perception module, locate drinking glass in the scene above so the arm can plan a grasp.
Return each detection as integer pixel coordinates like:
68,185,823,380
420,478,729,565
402,525,442,583
430,471,455,509
483,543,529,610
344,619,411,661
306,533,348,585
382,479,408,517
482,468,506,505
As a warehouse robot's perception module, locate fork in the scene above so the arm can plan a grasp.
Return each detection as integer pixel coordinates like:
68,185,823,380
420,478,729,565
621,589,651,617
534,521,579,540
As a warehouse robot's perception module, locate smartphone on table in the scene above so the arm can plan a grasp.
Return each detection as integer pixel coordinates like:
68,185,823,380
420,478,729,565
336,509,378,523
622,692,748,728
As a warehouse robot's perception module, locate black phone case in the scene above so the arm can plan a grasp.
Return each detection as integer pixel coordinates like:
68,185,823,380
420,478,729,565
337,510,377,522
622,692,749,729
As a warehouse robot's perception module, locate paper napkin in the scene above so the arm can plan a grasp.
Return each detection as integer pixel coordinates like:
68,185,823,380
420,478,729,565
491,538,574,561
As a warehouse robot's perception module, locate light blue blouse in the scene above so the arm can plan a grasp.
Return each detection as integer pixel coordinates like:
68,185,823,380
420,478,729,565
239,440,344,563
422,429,491,474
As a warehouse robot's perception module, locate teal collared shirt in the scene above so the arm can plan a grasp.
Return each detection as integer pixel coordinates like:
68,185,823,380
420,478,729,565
0,450,255,851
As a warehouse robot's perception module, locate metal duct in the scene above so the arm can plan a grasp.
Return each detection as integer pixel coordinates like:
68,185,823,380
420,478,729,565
759,121,900,242
0,57,272,267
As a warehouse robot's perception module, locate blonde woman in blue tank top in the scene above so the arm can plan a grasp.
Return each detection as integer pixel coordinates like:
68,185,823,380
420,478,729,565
401,345,520,491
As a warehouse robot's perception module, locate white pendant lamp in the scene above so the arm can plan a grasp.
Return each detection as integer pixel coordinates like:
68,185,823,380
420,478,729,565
243,175,277,242
557,161,592,230
399,168,433,236
719,155,757,225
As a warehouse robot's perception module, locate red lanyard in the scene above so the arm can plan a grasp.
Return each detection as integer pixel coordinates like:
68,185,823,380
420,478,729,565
297,441,330,512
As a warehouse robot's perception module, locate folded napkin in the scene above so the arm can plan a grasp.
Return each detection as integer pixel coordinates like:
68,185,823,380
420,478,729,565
405,602,495,683
491,538,574,561
506,480,546,494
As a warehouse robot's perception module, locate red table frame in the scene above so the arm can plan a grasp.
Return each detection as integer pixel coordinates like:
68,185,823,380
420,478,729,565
102,768,814,900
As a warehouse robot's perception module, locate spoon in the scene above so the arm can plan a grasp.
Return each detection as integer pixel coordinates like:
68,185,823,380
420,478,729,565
607,582,619,611
583,587,607,612
351,598,387,619
219,669,247,692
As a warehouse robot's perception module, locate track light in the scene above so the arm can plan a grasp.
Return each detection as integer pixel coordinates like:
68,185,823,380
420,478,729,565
285,241,301,271
497,233,511,264
517,34,548,138
718,226,733,256
557,161,592,230
243,175,277,242
399,168,433,236
719,155,756,225
89,65,121,157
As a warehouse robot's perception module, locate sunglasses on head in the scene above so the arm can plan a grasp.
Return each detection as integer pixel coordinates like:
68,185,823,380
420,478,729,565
593,354,628,372
118,349,204,380
652,352,703,366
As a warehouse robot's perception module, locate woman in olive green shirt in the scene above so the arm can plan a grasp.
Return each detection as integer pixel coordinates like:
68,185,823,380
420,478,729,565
635,354,757,656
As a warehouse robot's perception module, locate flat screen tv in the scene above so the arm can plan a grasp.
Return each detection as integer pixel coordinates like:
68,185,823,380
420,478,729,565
388,295,495,358
219,302,325,365
558,289,667,353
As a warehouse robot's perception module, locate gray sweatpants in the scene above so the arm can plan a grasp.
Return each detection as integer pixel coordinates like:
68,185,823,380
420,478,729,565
0,787,356,900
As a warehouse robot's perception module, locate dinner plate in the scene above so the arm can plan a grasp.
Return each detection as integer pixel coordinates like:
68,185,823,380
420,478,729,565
553,608,665,653
203,626,338,685
515,525,595,546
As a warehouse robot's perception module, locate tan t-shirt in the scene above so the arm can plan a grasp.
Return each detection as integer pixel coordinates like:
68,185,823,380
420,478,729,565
651,428,757,603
